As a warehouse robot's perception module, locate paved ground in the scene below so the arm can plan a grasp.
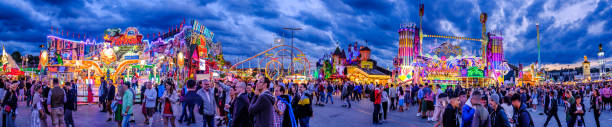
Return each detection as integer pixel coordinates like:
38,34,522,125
11,95,612,127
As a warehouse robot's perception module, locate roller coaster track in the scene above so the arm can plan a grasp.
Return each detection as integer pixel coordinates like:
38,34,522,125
230,45,310,75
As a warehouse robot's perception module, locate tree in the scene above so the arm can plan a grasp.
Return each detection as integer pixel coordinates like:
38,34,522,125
11,51,22,65
26,55,39,68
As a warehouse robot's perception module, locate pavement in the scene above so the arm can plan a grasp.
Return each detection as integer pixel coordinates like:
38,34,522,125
11,95,612,127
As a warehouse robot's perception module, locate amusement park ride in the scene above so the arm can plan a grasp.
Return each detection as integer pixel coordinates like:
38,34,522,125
229,42,311,82
39,19,227,103
394,1,509,87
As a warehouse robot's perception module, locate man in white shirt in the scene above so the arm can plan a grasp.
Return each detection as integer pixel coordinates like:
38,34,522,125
143,82,157,125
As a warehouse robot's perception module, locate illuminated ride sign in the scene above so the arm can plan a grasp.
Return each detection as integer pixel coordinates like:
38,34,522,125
104,27,143,46
192,20,215,41
467,66,484,78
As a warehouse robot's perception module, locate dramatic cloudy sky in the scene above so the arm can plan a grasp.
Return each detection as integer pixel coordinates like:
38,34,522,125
1,0,611,68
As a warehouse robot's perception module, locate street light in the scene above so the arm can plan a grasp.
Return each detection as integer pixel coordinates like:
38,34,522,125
282,27,302,80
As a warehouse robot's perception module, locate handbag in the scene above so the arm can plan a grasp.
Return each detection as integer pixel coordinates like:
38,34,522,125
4,106,11,112
141,101,147,114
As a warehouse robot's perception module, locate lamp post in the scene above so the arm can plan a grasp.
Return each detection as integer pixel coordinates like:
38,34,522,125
282,27,302,80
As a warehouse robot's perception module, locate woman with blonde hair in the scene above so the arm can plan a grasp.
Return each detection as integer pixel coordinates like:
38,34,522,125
31,85,47,127
113,84,126,127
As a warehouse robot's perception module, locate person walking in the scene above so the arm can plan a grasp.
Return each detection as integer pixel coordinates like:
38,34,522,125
99,78,107,112
372,87,382,124
389,84,397,111
570,96,586,127
183,80,199,125
121,84,134,127
31,85,47,127
345,82,352,108
178,83,188,124
590,90,602,127
564,91,576,127
325,83,333,104
197,79,219,127
442,94,460,127
157,81,166,113
161,82,179,127
63,82,77,127
397,86,405,112
106,81,116,122
47,78,66,127
3,81,18,127
143,82,157,125
87,80,93,105
543,91,561,127
26,80,33,107
381,86,389,122
114,83,127,127
511,94,534,127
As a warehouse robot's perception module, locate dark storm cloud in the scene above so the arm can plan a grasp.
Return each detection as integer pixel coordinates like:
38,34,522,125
1,0,611,67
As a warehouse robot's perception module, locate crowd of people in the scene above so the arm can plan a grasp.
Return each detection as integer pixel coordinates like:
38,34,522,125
1,75,611,127
359,82,611,127
0,75,317,127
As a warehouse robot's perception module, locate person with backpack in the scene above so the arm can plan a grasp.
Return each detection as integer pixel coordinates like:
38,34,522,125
372,87,382,124
295,84,313,127
511,94,534,127
273,86,289,127
64,82,77,127
461,90,476,127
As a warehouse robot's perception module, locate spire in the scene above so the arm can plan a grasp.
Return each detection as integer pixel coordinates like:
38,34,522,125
536,22,540,69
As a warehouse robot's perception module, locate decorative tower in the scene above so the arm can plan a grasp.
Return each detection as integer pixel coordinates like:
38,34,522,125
583,55,591,81
487,30,504,70
598,43,605,79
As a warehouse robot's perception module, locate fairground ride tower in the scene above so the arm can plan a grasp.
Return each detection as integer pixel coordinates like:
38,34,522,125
598,43,605,79
397,23,420,79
